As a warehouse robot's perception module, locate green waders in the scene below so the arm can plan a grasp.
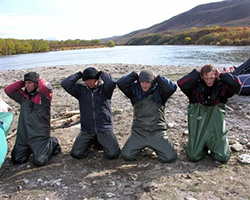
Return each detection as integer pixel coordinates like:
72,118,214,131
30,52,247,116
185,103,231,162
121,98,177,163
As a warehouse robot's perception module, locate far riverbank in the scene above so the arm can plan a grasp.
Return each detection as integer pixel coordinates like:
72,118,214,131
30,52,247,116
1,45,250,72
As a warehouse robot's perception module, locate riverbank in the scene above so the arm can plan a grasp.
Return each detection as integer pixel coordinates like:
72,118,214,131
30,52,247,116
2,45,250,73
0,64,250,200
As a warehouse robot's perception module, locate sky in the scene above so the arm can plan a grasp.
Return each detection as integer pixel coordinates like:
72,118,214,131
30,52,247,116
0,0,223,41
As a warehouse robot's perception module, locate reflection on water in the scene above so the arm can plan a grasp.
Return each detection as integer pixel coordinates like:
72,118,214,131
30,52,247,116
0,45,250,71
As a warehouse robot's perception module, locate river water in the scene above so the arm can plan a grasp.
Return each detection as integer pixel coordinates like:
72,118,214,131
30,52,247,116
0,45,250,71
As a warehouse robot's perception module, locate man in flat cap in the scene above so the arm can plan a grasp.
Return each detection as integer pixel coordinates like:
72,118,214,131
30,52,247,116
4,72,61,167
116,70,178,163
61,67,120,159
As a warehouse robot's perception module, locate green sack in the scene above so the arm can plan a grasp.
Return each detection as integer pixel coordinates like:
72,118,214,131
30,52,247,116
185,103,231,162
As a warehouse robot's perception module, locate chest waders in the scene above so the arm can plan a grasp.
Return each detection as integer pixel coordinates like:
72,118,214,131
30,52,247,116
121,98,177,163
12,100,60,166
185,103,231,162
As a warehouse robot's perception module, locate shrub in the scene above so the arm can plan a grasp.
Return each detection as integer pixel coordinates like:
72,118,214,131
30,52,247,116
106,40,116,47
220,39,233,46
184,37,192,44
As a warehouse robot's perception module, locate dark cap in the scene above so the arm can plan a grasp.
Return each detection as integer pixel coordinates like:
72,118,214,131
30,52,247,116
82,67,99,81
24,72,40,83
139,70,155,83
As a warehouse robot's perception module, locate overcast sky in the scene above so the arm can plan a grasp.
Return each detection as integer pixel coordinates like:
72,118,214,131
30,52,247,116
0,0,223,41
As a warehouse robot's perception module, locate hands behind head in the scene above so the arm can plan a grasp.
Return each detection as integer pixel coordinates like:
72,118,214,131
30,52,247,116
77,69,102,81
96,71,102,79
199,65,220,79
215,68,220,78
76,71,83,79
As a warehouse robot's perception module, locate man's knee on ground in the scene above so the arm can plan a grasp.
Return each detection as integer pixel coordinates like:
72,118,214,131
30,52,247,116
186,152,204,162
70,150,87,159
121,150,136,161
11,152,29,164
11,156,27,165
33,155,47,167
105,149,120,159
212,152,231,163
187,156,202,162
159,153,178,163
185,148,206,162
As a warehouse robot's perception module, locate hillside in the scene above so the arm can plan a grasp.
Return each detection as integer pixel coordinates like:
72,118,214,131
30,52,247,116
107,0,250,44
125,27,250,46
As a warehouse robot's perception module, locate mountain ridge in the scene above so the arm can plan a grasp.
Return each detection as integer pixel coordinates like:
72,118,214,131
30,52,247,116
103,0,250,44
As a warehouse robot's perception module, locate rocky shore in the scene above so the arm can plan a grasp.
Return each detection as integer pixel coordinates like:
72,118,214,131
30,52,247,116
0,64,250,200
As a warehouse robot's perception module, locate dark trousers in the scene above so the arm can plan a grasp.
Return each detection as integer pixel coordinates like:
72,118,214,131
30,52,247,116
70,131,120,159
121,129,177,163
11,136,60,166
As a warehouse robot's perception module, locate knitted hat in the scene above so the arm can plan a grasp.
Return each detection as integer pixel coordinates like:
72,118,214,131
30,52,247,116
82,67,99,81
24,72,39,83
139,70,155,83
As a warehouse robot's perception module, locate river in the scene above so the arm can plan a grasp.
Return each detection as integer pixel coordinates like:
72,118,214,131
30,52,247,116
0,45,250,71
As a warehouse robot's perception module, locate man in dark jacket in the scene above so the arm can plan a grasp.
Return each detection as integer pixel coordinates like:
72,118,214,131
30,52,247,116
61,67,120,159
116,70,178,163
4,72,61,166
177,64,241,162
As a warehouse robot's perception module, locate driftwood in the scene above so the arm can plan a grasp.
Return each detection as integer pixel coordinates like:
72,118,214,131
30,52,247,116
6,108,123,132
4,111,80,141
60,110,80,118
50,108,124,129
51,110,80,129
6,130,17,140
